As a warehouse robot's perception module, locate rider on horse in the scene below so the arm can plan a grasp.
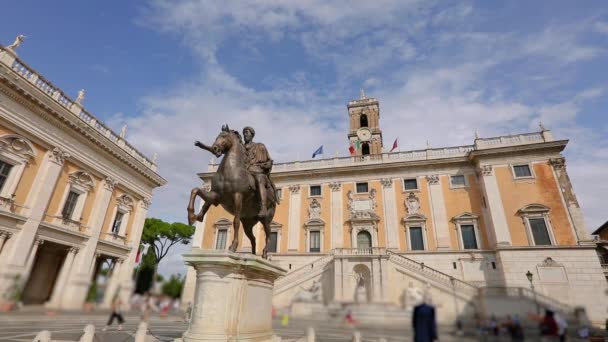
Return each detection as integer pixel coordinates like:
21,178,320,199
243,126,276,217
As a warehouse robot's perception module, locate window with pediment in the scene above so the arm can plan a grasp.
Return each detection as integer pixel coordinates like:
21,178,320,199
518,204,555,246
403,213,428,251
108,193,135,236
452,213,482,250
214,218,232,250
0,135,36,204
56,171,95,224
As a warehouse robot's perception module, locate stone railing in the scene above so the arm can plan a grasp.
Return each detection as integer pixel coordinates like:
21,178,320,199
387,250,478,295
274,254,334,292
474,132,547,150
101,232,127,245
0,46,157,172
61,217,83,231
333,247,387,256
481,286,573,314
0,195,15,212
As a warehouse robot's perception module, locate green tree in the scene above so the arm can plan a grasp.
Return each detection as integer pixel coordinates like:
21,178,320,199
161,274,184,299
141,218,195,264
136,218,194,292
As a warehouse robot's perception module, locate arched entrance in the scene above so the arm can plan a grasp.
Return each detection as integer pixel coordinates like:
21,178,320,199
357,231,372,249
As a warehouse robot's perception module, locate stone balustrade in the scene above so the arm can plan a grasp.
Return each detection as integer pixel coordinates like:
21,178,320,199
101,232,127,245
0,195,15,212
474,132,547,149
274,254,333,291
333,247,386,256
0,45,157,172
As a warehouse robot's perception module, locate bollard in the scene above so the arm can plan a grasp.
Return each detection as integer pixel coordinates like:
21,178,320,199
79,324,95,342
307,326,315,342
135,321,148,342
33,330,51,342
273,334,282,342
352,331,361,342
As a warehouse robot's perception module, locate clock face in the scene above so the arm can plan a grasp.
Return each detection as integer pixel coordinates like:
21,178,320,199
357,128,372,141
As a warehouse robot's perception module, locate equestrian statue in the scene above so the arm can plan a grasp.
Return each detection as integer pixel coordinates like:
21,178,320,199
187,125,278,259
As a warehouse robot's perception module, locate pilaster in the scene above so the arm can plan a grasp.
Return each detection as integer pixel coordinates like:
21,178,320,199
329,182,343,249
426,175,451,249
47,247,78,308
380,178,400,249
476,165,512,246
287,185,301,251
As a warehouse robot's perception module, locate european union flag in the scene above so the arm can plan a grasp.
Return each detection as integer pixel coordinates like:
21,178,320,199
312,145,324,158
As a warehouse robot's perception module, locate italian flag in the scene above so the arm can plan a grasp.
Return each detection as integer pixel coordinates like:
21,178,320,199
349,140,361,155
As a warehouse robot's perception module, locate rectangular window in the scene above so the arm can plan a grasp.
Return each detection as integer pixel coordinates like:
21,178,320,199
309,231,321,252
461,224,478,249
403,178,418,191
268,232,278,253
111,211,124,234
276,189,282,200
216,229,227,250
409,227,424,251
61,191,80,219
310,185,321,197
451,175,466,187
356,182,369,193
0,160,13,192
513,164,532,178
529,218,552,245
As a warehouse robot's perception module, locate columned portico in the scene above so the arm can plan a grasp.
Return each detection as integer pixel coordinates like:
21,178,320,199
22,238,44,286
47,247,79,308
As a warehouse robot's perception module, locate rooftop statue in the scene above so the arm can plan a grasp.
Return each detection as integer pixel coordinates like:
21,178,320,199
7,35,26,50
187,124,278,258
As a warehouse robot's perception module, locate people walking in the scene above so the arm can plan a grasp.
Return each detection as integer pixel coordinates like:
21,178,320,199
412,296,438,342
103,295,125,331
554,312,568,342
503,315,524,342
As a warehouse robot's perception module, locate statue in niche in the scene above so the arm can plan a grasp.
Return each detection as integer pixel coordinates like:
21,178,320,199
7,35,26,50
369,188,377,210
308,199,321,220
354,272,367,303
347,190,354,212
405,192,420,214
292,279,322,303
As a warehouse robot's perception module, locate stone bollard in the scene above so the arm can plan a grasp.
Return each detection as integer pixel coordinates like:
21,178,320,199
33,330,51,342
135,322,148,342
307,327,315,342
352,331,361,342
79,324,95,342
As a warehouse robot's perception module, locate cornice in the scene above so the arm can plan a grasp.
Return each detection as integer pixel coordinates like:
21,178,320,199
0,65,166,187
468,140,567,160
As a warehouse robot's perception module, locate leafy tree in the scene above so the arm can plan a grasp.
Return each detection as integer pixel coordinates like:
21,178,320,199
141,218,195,264
161,274,184,299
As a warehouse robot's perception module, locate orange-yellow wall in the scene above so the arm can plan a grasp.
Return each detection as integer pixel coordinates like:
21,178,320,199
81,173,103,227
496,163,575,246
441,174,488,249
44,161,79,222
396,177,437,251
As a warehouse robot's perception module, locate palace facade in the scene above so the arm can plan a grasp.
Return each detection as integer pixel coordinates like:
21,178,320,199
0,44,165,309
183,93,606,323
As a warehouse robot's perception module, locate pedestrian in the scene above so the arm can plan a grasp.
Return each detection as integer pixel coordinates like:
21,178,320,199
345,310,357,325
489,314,499,336
503,315,524,342
412,295,438,342
531,309,559,341
103,295,125,331
554,312,568,342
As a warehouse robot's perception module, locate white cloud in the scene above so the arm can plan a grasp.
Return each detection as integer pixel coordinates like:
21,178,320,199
130,1,608,276
594,21,608,34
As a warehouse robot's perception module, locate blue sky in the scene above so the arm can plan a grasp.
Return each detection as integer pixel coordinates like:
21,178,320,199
2,1,608,275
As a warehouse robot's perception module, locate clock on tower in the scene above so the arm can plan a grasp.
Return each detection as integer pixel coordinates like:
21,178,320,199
347,90,383,156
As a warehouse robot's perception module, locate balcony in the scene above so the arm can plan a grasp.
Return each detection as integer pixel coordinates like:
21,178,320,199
101,232,127,246
0,195,15,212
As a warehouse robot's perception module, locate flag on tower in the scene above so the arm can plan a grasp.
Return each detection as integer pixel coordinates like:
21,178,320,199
312,145,324,158
348,144,355,155
390,137,398,152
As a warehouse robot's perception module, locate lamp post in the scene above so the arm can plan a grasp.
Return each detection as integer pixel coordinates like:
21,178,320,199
526,270,540,315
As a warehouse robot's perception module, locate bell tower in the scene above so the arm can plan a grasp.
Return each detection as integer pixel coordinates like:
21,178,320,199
347,89,383,156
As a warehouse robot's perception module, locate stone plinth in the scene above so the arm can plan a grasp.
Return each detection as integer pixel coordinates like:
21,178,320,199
178,249,286,342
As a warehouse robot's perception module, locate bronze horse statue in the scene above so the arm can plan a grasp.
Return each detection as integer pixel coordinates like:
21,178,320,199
187,125,277,258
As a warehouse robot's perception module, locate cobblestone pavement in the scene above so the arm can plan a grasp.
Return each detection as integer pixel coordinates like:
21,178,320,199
0,310,483,342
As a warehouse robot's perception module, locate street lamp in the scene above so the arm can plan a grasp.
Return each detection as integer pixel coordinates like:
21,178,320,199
526,270,540,315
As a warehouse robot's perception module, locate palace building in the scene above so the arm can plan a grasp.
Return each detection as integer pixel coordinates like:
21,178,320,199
183,93,607,324
0,44,165,309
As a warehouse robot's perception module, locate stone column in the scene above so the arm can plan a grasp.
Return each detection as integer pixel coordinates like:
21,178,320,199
117,198,150,306
380,179,400,249
329,182,343,249
549,158,591,243
182,199,207,309
287,185,301,251
47,247,79,308
0,231,11,255
102,259,123,308
426,175,451,249
21,238,44,284
60,177,117,309
477,166,512,246
0,148,68,272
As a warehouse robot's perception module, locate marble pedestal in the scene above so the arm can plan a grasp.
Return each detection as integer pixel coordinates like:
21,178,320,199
178,249,286,342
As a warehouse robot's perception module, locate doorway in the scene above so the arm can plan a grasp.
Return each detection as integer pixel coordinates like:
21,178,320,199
22,241,68,304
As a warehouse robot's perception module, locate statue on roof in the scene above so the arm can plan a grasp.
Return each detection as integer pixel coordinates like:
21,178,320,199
76,89,85,105
7,35,26,50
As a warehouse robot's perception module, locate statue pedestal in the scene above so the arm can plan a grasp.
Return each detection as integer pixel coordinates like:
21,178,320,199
178,249,286,342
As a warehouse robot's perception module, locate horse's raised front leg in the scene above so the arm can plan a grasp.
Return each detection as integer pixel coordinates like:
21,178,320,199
229,192,243,252
187,187,219,225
